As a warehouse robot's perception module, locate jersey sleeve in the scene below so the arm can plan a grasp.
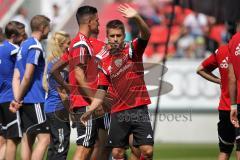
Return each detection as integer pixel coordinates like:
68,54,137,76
14,59,19,69
98,70,110,86
10,47,19,56
10,46,19,63
60,51,69,62
97,60,110,86
131,38,149,59
71,42,91,66
26,48,42,65
228,44,233,64
201,54,218,71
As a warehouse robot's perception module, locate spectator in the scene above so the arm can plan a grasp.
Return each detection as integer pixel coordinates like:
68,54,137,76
12,7,30,36
175,26,195,58
203,25,219,54
133,0,162,26
183,12,208,37
50,4,61,28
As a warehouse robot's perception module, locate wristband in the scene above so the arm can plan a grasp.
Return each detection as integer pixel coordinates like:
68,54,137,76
231,104,237,110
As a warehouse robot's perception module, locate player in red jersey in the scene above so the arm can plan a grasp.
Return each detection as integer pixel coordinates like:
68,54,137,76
51,32,112,160
50,6,112,159
197,45,237,160
66,6,100,160
81,4,154,160
228,21,240,159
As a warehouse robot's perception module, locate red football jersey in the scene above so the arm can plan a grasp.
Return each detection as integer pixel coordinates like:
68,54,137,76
228,32,240,104
60,51,69,62
68,33,94,108
202,45,230,110
88,37,105,89
61,38,105,63
98,38,151,113
61,35,105,109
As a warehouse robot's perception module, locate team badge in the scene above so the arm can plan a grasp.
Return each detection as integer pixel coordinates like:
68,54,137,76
114,59,122,68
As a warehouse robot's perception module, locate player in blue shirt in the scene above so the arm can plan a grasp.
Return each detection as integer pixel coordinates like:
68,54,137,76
10,15,51,160
43,31,71,159
0,21,26,160
0,25,5,160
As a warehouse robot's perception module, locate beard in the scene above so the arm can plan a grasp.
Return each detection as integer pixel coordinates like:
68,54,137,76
41,33,49,40
109,42,124,54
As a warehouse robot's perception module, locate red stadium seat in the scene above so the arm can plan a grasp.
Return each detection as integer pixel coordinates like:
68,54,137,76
149,25,168,44
210,24,225,44
150,25,181,44
144,44,154,57
156,44,176,56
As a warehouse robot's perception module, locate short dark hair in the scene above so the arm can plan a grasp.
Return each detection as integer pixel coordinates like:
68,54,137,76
106,19,125,34
5,21,25,39
30,15,50,32
0,27,4,42
76,5,97,25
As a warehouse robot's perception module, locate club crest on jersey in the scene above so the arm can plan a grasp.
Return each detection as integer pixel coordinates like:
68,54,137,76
114,59,122,68
235,43,240,56
220,57,228,68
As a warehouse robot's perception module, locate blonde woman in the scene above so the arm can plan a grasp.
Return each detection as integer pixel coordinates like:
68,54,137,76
43,31,71,160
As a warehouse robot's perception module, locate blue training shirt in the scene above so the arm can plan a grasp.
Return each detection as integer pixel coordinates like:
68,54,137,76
15,37,45,103
0,40,19,103
44,58,68,113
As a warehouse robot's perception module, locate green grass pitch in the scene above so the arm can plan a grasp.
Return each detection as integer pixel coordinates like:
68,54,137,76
16,143,236,160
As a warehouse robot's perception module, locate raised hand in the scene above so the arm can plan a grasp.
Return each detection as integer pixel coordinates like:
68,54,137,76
118,3,150,40
118,3,138,18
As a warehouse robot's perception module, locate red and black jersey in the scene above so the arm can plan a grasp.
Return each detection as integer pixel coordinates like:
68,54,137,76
60,51,69,62
228,32,240,104
67,33,105,108
88,37,105,89
202,45,230,110
97,38,151,113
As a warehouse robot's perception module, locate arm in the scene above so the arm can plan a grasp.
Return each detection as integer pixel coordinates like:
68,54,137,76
196,65,220,84
15,48,41,102
72,42,96,101
12,68,21,99
56,86,70,111
228,63,237,105
89,88,107,111
74,65,94,102
9,68,22,112
197,53,219,84
80,70,110,123
15,63,35,102
228,63,239,127
118,4,150,40
50,59,70,93
80,87,107,123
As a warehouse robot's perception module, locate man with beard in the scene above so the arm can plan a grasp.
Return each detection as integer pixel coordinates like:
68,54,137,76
81,4,154,160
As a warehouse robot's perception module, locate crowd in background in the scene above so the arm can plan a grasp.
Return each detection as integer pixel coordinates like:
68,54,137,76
9,0,228,60
99,0,227,60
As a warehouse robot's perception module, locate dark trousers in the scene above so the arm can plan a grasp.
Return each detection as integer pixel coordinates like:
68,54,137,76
46,109,70,160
